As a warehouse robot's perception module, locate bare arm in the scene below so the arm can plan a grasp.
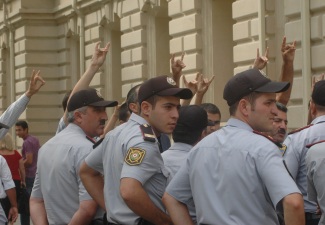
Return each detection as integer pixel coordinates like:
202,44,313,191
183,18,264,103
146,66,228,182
23,153,33,167
181,74,198,106
162,192,194,225
283,193,305,225
30,197,49,225
6,188,18,223
25,70,46,98
63,42,110,123
79,161,105,210
171,53,186,86
120,178,172,225
18,158,26,187
194,74,215,105
276,37,296,105
69,200,98,225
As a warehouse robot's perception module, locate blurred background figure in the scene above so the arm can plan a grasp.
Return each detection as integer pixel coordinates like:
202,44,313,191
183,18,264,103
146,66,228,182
0,133,25,220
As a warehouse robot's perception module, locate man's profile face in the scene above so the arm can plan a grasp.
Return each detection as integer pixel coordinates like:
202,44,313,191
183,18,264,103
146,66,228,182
78,106,108,138
269,109,288,143
147,96,180,135
206,113,221,135
247,93,277,132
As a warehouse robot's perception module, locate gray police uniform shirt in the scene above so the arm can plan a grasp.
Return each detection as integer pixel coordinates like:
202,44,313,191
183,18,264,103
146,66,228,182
306,141,325,224
0,156,15,223
166,118,301,225
31,123,103,224
85,113,169,225
162,142,197,223
284,115,325,213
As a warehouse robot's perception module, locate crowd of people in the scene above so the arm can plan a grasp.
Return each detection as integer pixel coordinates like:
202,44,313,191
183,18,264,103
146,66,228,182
0,37,324,225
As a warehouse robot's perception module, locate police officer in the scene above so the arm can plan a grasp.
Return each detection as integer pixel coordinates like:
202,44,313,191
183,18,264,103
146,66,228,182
30,88,117,225
163,69,304,225
79,75,192,225
162,105,208,224
284,80,325,225
306,140,325,225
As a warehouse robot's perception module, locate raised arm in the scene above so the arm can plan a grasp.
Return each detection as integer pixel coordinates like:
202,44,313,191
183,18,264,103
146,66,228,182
194,74,215,105
0,70,45,139
276,37,296,105
171,53,186,86
252,47,269,70
63,42,110,122
181,74,198,106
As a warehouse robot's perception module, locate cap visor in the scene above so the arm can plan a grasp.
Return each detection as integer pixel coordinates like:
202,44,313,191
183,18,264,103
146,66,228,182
255,81,290,93
90,100,118,108
158,88,193,99
0,122,9,129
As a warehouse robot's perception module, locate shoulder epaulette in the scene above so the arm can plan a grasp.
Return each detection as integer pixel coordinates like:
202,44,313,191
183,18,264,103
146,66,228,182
140,124,156,142
253,130,282,148
306,140,325,149
288,124,313,135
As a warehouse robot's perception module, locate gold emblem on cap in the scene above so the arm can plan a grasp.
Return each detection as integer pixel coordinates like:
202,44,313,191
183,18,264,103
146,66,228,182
96,90,103,98
167,77,176,86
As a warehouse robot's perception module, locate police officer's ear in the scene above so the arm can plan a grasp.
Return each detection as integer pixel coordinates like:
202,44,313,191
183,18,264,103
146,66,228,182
238,98,250,117
129,102,139,114
309,100,317,118
140,101,151,117
73,110,85,123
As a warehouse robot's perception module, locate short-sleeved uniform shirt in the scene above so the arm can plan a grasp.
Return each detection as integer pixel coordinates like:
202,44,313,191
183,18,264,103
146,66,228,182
85,113,169,225
306,141,325,224
0,155,15,223
284,115,325,212
166,118,301,225
22,135,40,178
161,142,196,223
31,123,101,224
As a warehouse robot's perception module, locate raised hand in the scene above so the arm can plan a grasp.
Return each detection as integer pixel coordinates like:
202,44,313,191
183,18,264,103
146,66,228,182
25,70,46,98
91,42,110,68
253,47,269,70
171,53,186,86
197,74,215,96
281,36,296,63
182,73,199,95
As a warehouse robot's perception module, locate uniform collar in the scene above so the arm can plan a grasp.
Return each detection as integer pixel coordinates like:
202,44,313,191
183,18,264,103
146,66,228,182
169,142,193,152
311,115,325,125
128,113,148,126
226,118,253,132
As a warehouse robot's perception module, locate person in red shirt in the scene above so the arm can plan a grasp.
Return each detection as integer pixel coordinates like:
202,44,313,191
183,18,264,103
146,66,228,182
0,133,25,218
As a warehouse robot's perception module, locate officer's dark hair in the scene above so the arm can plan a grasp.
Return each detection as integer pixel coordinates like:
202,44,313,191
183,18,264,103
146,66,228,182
229,92,259,116
15,120,28,130
126,84,141,113
62,90,72,112
142,95,159,109
119,103,130,123
276,102,288,113
173,128,203,145
200,103,221,117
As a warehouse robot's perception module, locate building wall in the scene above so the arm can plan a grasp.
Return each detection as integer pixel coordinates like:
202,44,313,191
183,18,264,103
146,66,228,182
0,0,324,145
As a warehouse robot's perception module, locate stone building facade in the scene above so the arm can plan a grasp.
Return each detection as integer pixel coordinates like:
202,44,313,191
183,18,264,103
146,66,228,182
0,0,324,145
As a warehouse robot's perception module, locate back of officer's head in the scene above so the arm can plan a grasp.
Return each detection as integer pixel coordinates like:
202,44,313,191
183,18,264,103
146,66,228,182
173,105,208,145
312,80,325,112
